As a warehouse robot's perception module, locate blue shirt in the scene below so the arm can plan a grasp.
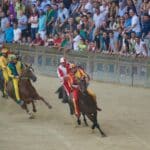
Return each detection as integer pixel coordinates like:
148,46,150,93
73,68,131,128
124,18,131,29
38,15,46,31
5,27,14,43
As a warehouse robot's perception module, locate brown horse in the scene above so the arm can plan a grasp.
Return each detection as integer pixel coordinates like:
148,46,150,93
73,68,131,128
78,77,106,137
6,64,52,118
56,80,106,137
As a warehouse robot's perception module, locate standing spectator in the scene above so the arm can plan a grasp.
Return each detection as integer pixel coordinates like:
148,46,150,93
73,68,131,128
93,7,105,32
18,11,28,38
73,30,81,51
141,13,150,39
129,9,141,35
9,14,17,27
46,4,55,35
129,31,136,54
41,0,51,12
135,35,148,57
69,0,80,17
28,10,38,40
120,32,130,55
108,31,118,54
38,9,46,40
13,21,22,43
100,31,109,52
84,0,93,13
108,1,119,18
4,22,14,43
118,1,127,17
15,0,25,19
0,12,9,32
57,2,69,31
124,12,131,32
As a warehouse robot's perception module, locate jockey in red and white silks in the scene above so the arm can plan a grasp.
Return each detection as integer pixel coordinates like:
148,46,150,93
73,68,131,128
57,57,71,96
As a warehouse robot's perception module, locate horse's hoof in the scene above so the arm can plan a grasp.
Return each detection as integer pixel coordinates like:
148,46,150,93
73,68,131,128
101,133,106,137
29,114,35,119
48,105,52,109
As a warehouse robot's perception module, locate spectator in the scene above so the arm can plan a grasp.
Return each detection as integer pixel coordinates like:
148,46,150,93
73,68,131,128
28,9,38,40
18,11,28,38
38,9,46,40
30,33,44,46
46,4,55,35
108,31,118,54
73,30,81,51
13,21,21,43
129,9,141,35
100,31,109,52
0,12,9,32
141,13,150,39
135,35,148,57
4,22,14,43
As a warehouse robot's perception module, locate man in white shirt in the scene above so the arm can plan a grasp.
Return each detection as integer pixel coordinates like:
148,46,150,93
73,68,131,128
93,7,105,29
13,22,22,43
135,36,148,57
129,9,141,35
84,0,93,13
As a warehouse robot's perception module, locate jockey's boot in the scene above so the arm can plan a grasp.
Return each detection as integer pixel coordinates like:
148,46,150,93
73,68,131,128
17,100,24,106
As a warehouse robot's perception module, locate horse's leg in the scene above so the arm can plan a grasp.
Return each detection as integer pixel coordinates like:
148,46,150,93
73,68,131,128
93,112,106,137
82,113,88,126
77,117,81,125
31,101,37,113
39,96,52,109
23,103,34,119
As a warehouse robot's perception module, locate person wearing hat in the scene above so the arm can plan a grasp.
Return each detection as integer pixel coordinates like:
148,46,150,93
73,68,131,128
74,64,101,111
57,57,71,103
0,48,9,96
67,63,81,118
7,54,24,106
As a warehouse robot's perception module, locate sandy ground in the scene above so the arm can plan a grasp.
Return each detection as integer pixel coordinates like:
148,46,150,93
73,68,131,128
0,75,150,150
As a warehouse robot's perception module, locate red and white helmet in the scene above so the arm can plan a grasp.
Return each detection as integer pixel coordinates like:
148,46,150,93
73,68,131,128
60,57,66,63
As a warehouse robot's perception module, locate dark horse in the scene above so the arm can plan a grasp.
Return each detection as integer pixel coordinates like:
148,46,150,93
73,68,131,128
78,78,106,136
56,79,106,137
6,64,52,118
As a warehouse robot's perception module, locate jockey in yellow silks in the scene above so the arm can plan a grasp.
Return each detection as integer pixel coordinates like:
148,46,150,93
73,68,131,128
7,54,24,106
74,64,101,111
0,49,9,95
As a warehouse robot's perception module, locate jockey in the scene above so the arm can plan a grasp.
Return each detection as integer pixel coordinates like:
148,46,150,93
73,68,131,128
57,57,72,101
15,53,24,75
0,48,9,95
7,54,24,106
75,64,101,111
68,63,80,118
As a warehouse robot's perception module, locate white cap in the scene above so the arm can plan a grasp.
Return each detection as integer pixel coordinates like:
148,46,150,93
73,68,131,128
60,57,66,63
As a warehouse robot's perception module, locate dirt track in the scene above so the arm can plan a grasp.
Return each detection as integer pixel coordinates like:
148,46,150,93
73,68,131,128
0,75,150,150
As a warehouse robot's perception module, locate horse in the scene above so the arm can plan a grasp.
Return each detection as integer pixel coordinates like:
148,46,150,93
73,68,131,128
56,80,106,136
6,64,52,118
77,77,106,137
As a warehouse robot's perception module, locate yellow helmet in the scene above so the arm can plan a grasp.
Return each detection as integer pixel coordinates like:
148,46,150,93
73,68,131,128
69,63,76,69
1,48,8,53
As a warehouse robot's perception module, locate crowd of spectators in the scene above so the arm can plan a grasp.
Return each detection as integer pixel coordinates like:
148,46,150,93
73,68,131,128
0,0,150,57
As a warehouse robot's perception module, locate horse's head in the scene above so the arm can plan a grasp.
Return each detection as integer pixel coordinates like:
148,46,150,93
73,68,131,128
78,77,88,94
20,64,37,82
